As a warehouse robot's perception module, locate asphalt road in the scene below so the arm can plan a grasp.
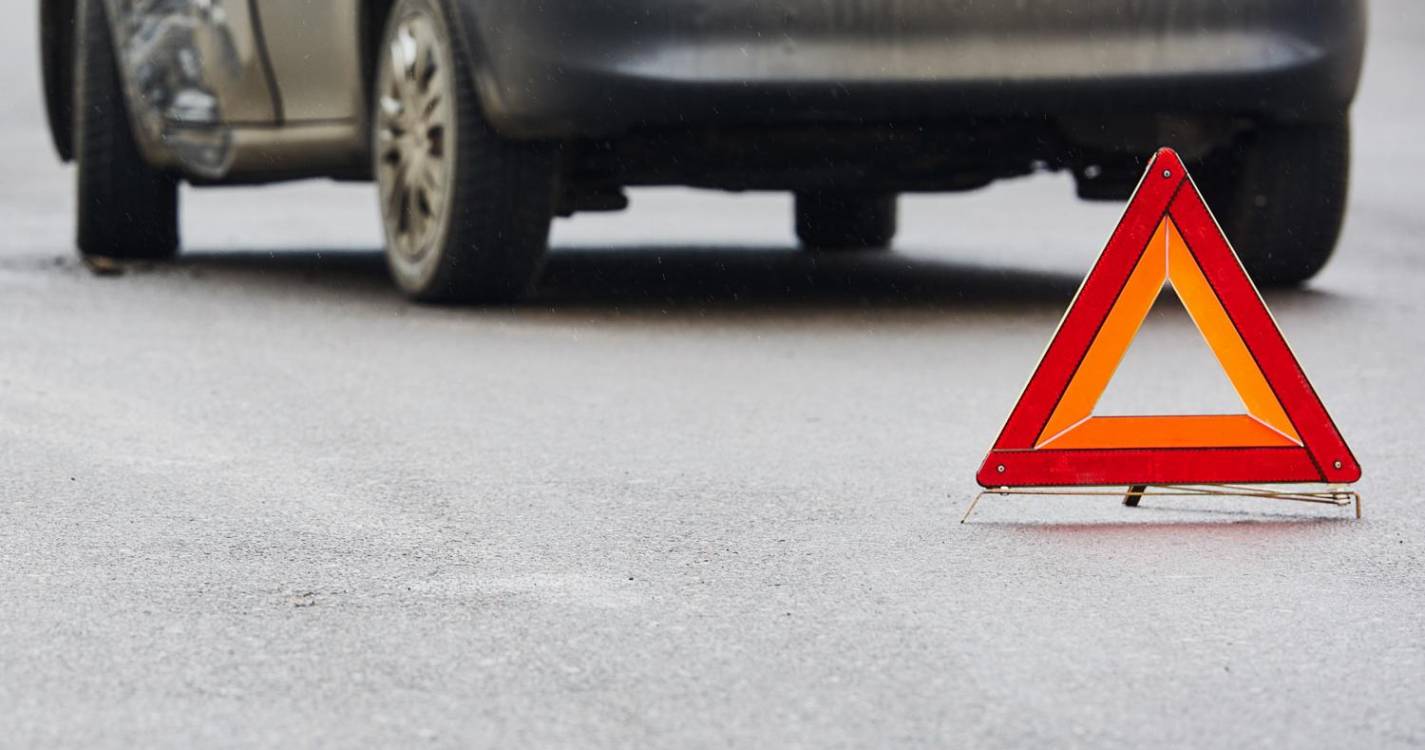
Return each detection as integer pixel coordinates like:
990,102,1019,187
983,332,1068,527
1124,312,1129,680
3,5,1423,748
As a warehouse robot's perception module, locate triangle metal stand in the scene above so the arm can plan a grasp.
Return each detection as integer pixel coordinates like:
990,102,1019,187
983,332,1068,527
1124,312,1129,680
961,484,1361,523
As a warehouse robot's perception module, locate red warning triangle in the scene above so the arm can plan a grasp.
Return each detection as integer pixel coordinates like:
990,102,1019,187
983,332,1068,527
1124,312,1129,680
977,148,1359,488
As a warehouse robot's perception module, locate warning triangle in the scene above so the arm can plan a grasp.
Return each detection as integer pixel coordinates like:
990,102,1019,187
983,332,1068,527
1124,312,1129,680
977,148,1359,488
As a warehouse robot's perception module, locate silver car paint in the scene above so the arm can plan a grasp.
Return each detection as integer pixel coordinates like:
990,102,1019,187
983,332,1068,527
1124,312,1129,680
103,0,364,180
92,0,1365,181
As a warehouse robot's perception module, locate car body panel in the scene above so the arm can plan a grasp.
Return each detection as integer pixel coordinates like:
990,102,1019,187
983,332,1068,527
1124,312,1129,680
252,0,365,123
43,0,367,179
43,0,1367,184
98,0,281,176
458,0,1365,138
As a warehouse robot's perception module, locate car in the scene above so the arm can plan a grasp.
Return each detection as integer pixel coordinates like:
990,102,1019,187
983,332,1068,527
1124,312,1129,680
40,0,1365,303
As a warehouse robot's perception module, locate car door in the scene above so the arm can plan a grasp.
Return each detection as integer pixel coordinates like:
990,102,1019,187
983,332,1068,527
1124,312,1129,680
249,0,365,124
102,0,281,175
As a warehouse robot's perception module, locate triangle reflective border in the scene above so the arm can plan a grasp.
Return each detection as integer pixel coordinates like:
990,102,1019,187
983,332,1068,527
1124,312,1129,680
976,148,1360,488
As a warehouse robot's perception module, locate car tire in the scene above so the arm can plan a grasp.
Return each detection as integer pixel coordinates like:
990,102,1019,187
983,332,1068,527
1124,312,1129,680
73,0,180,260
795,191,897,251
374,0,558,304
1193,118,1350,287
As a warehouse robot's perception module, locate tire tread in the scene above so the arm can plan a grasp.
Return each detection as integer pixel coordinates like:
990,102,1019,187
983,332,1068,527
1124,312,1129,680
74,0,179,260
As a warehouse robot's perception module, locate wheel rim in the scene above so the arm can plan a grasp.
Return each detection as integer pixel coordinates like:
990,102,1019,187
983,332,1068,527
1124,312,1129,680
376,11,454,269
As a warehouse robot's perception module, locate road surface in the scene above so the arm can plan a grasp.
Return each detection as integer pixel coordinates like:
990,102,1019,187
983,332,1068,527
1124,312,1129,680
1,4,1422,747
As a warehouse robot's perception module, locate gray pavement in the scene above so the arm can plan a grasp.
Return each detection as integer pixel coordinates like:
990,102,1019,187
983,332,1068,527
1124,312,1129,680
2,4,1424,748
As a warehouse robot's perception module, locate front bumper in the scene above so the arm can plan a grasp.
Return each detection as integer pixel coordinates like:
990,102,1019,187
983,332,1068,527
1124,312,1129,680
455,0,1365,139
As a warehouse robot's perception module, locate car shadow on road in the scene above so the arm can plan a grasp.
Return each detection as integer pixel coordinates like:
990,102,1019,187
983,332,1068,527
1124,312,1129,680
536,246,1083,312
167,244,1351,320
171,245,1077,314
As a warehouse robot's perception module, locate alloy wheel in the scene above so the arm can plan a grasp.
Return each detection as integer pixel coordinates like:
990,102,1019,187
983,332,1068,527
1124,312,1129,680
375,12,455,268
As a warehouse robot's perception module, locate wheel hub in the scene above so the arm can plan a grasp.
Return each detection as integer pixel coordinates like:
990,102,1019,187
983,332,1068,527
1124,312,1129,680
376,14,453,264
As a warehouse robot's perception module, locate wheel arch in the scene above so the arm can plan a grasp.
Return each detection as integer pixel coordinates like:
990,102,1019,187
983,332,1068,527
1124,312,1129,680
40,0,77,161
360,0,510,137
360,0,398,103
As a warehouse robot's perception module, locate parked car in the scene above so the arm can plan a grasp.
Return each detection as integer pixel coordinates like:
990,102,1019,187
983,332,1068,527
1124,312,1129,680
41,0,1365,303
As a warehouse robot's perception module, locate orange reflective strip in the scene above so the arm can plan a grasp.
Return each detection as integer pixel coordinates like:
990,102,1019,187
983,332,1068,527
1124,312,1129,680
1036,220,1168,446
1040,415,1299,450
1033,217,1302,451
1165,220,1300,443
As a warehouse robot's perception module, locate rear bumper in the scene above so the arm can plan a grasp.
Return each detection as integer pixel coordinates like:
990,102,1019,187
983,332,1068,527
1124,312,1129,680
453,0,1365,138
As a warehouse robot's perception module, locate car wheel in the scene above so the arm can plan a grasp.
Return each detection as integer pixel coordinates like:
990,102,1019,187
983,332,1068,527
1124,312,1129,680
1193,117,1350,287
795,191,897,251
374,0,559,303
73,0,180,260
